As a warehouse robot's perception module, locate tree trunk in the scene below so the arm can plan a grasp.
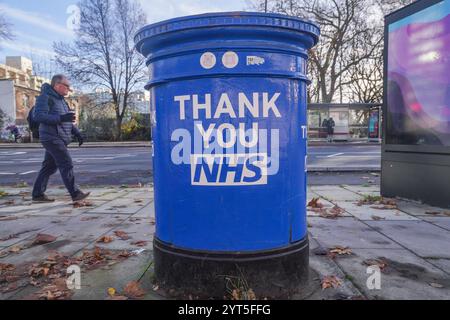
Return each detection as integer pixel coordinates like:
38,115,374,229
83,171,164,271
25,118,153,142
116,117,123,141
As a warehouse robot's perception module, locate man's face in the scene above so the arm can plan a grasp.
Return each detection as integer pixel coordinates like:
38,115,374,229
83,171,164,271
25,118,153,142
54,78,71,96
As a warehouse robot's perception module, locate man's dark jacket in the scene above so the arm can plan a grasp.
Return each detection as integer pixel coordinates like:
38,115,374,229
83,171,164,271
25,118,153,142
33,83,80,145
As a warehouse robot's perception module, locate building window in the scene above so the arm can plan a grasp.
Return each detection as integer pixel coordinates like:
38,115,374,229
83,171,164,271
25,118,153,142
22,94,29,108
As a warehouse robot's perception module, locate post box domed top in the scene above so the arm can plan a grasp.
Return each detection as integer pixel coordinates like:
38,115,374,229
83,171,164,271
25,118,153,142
134,12,320,60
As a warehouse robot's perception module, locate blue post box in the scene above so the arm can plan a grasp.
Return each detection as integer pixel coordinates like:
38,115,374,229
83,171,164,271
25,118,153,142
135,12,319,298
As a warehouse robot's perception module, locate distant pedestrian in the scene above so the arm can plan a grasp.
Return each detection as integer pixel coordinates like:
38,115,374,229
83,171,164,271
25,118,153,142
32,75,90,203
321,118,329,139
326,117,335,142
6,124,21,143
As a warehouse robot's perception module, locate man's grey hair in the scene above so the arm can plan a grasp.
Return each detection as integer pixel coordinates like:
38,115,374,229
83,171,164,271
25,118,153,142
51,74,67,87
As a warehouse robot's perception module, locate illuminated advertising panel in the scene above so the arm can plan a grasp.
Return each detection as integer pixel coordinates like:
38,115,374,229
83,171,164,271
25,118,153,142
386,0,450,146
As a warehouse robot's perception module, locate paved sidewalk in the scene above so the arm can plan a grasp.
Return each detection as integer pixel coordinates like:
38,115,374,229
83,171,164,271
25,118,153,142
0,141,151,149
0,185,448,300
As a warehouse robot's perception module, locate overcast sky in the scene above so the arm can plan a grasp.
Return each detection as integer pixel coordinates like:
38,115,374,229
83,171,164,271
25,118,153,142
0,0,251,65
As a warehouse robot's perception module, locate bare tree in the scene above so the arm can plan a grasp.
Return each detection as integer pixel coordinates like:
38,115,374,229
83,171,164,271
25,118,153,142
249,0,419,104
259,0,384,103
375,0,416,16
54,0,147,140
0,11,14,49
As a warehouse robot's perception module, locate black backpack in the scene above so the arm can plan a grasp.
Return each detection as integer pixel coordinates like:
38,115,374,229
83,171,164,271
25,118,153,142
27,97,54,139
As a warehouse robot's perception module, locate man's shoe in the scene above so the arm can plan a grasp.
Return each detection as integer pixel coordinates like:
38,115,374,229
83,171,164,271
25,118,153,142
72,191,90,202
32,194,55,203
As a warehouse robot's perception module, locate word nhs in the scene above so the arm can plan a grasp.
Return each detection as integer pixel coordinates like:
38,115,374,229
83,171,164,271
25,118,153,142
191,153,268,186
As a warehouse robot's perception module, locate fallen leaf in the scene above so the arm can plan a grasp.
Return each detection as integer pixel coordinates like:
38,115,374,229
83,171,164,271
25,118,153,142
123,281,145,299
329,205,345,215
114,231,130,240
73,201,94,208
107,287,116,297
97,236,114,244
321,276,342,290
329,246,352,256
131,241,147,247
1,200,15,205
307,198,324,208
317,207,344,219
0,263,15,273
363,258,388,271
371,215,386,221
429,282,444,289
32,234,57,246
9,246,22,253
80,216,100,221
425,211,441,215
134,199,143,203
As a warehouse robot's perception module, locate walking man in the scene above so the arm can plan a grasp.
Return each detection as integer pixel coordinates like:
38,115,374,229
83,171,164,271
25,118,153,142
32,75,90,203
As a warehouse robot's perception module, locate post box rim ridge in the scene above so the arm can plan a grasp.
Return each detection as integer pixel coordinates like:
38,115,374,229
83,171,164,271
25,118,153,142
134,11,320,51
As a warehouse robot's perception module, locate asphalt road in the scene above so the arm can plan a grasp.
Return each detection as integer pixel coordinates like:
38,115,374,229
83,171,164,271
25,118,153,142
0,144,381,186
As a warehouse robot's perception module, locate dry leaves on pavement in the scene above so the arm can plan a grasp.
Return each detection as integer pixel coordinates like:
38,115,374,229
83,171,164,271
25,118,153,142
73,201,94,208
36,278,73,300
114,231,130,240
358,196,398,209
97,236,114,243
131,241,148,247
313,205,345,219
328,246,352,259
363,258,389,272
307,198,324,208
321,276,342,290
123,281,146,299
32,234,57,246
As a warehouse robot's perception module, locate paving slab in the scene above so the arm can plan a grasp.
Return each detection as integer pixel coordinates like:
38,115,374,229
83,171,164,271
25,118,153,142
0,239,89,266
121,191,154,200
309,217,402,250
86,218,155,251
336,201,419,221
420,217,450,231
307,238,363,300
395,199,450,217
70,251,155,300
0,216,66,248
39,215,126,243
341,185,380,193
86,198,151,215
86,189,130,201
312,188,364,202
426,259,450,275
132,202,155,219
0,201,67,215
332,248,450,300
366,221,450,259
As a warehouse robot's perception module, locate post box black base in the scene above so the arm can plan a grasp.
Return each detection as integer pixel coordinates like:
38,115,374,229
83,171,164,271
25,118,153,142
153,237,309,299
